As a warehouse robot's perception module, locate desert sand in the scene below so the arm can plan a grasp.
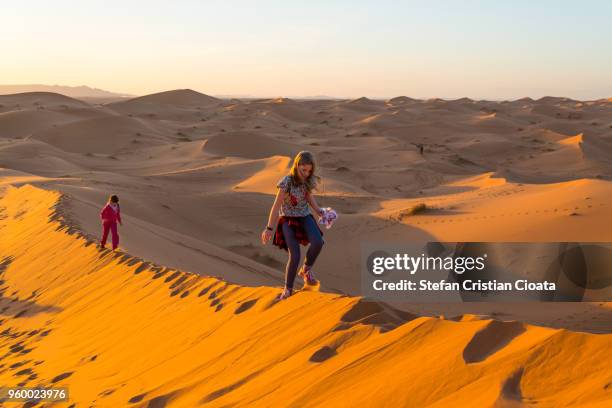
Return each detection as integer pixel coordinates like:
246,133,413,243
0,90,611,406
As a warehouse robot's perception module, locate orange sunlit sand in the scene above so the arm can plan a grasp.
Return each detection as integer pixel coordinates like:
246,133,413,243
0,185,610,407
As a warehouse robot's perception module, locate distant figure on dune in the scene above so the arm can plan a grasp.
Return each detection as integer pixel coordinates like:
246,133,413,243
99,195,122,250
261,151,331,300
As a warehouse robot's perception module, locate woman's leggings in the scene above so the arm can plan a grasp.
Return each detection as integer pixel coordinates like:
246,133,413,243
282,215,324,289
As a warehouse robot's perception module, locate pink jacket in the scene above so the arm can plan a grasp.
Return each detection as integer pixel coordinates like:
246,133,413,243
100,203,122,224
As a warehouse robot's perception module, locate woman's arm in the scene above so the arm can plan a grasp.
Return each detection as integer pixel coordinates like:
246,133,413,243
267,189,285,229
306,191,323,215
262,189,285,244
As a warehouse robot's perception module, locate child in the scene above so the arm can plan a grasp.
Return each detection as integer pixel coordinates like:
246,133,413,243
261,151,327,300
100,195,122,250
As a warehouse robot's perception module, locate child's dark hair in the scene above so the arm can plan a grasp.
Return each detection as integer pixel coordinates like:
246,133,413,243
109,195,119,203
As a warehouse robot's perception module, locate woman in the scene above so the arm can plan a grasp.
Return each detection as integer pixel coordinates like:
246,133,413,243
261,151,326,300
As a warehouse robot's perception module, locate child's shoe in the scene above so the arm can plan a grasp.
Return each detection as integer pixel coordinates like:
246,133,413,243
277,287,293,300
299,264,318,285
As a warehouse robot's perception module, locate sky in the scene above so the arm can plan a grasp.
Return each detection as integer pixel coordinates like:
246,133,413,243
2,0,612,99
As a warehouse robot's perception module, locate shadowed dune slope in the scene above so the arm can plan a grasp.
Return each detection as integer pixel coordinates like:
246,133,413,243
31,115,167,154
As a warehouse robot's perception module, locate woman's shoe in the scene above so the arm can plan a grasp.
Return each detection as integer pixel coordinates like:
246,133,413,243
277,287,293,300
299,264,318,285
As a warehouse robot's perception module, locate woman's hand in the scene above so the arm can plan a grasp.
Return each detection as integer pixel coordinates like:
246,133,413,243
306,191,323,216
261,228,273,245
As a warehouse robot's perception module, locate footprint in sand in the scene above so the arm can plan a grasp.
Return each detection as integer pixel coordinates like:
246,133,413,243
309,345,337,362
14,368,34,376
51,371,73,383
128,393,147,403
164,271,181,283
234,299,258,315
197,286,212,297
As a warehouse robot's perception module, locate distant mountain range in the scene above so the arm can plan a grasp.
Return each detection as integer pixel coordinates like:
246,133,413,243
213,94,341,100
0,84,133,98
0,86,342,101
3,84,608,102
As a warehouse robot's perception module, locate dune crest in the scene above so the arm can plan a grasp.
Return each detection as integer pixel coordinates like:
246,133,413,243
0,91,90,109
113,89,219,107
559,133,584,146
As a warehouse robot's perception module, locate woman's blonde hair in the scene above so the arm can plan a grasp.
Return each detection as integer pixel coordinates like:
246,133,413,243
289,151,320,192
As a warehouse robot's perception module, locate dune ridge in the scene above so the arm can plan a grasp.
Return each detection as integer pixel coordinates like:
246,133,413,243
0,184,610,407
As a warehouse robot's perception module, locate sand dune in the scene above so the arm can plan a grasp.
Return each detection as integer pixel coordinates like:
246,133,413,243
558,133,584,146
233,156,292,193
237,97,329,124
387,96,421,105
0,139,86,175
0,93,106,139
339,97,387,112
0,91,90,109
0,185,609,407
1,89,611,405
378,177,612,241
106,89,221,121
0,110,79,139
112,89,220,107
31,115,167,154
202,131,302,159
446,172,507,189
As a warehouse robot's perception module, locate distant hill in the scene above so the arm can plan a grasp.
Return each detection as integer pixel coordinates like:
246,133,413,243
0,84,132,99
109,89,220,107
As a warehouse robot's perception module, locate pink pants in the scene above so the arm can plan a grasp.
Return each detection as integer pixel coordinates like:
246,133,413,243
101,221,119,249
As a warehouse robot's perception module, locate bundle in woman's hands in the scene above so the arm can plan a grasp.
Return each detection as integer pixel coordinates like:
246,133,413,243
318,207,338,229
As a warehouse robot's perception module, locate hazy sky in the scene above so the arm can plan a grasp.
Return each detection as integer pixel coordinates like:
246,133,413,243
3,0,612,99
